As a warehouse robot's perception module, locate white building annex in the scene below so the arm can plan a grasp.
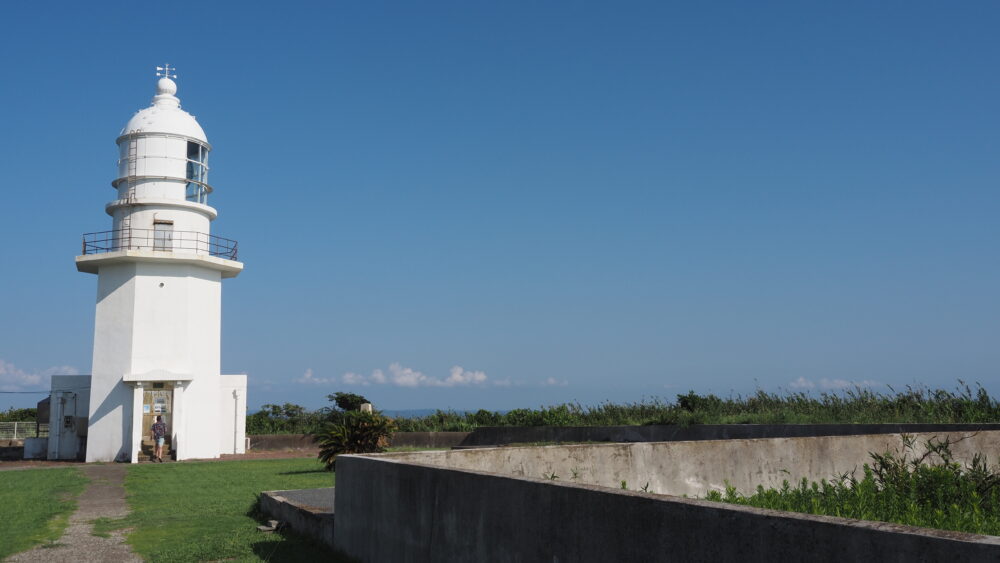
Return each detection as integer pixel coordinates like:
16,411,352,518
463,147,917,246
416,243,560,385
41,66,247,463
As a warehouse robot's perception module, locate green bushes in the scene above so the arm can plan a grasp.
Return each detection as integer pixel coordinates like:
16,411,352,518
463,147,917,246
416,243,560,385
246,382,1000,434
707,436,1000,535
0,407,37,422
392,382,1000,432
316,412,397,470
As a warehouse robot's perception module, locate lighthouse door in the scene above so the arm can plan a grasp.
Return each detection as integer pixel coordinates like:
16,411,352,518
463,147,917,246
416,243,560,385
142,383,173,456
153,221,173,251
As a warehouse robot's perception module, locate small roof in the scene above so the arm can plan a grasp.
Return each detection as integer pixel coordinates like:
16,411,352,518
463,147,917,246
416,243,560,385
120,76,207,142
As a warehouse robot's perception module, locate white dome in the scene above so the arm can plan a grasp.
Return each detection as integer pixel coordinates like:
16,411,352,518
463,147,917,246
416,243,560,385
120,78,207,142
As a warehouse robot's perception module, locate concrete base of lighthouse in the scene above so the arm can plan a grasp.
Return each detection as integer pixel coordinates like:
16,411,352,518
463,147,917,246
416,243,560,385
76,250,245,463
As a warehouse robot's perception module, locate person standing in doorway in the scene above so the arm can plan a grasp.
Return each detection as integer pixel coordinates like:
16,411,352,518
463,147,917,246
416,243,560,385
151,415,167,462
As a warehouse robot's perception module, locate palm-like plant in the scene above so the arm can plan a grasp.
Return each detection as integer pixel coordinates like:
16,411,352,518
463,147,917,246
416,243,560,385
316,411,396,470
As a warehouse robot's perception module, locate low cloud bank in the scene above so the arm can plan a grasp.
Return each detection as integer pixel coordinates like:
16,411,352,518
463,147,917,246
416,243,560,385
297,363,567,389
0,359,79,392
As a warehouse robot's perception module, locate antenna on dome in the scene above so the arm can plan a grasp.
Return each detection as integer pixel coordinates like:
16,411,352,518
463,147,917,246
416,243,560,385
156,64,177,79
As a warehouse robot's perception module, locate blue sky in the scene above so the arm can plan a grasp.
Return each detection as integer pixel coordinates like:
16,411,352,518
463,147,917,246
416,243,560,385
1,1,999,412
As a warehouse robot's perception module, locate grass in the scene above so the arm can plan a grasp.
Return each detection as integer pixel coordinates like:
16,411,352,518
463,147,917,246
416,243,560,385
0,467,88,559
97,457,347,562
706,436,1000,535
392,382,1000,431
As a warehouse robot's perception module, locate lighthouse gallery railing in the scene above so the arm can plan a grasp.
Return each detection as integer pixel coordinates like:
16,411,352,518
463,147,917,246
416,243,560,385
82,229,238,261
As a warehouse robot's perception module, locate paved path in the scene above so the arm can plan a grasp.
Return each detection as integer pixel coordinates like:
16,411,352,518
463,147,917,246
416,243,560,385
8,464,141,563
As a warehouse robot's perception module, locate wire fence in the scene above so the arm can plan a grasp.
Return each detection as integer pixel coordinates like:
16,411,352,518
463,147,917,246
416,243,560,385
0,422,49,440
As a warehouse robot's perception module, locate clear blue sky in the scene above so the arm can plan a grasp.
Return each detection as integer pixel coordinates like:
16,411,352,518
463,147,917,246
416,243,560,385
2,1,999,413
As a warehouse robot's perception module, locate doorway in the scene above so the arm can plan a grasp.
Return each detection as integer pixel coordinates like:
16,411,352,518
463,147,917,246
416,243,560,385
142,383,173,459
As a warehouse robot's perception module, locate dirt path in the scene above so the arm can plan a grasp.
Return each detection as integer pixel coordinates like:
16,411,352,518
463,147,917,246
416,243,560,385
7,464,141,563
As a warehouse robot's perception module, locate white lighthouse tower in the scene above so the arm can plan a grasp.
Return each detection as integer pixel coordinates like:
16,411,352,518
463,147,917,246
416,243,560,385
72,66,247,463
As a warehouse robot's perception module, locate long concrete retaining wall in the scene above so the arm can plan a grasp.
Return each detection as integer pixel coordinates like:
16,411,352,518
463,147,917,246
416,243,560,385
334,454,1000,562
379,430,1000,497
332,432,1000,561
387,431,471,448
247,434,317,450
460,422,1000,446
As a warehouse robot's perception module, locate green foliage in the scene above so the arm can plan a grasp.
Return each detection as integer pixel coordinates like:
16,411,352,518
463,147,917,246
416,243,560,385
244,382,1000,435
328,391,370,411
112,458,347,562
245,402,336,435
0,467,88,559
317,412,397,470
0,407,38,422
706,437,1000,535
391,382,1000,432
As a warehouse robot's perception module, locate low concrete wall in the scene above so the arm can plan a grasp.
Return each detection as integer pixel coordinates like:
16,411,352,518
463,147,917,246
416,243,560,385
388,432,470,448
247,434,317,451
335,452,1000,562
23,437,47,459
380,431,1000,497
259,490,335,551
461,422,1000,446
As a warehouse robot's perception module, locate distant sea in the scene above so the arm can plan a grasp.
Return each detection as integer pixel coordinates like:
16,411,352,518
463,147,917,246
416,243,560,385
381,408,455,419
381,408,510,418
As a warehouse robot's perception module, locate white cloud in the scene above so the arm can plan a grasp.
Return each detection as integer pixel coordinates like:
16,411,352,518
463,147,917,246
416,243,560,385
445,366,488,386
298,363,494,388
819,378,881,390
341,372,369,386
0,359,78,392
788,377,882,391
541,377,568,387
295,368,338,385
789,376,815,390
388,363,428,387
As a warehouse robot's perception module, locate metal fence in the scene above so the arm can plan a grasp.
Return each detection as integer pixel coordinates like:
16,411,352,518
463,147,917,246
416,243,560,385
82,228,239,261
0,422,49,440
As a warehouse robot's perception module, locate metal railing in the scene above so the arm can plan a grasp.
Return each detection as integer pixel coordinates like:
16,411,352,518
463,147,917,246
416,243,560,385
0,422,49,440
82,228,238,261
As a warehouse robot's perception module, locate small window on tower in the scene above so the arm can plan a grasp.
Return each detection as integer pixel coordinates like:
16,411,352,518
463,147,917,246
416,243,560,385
153,220,174,252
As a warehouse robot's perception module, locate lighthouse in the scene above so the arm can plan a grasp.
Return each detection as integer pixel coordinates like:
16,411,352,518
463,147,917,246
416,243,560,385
64,66,248,463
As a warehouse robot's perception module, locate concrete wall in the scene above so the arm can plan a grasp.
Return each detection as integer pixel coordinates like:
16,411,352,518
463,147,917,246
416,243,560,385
334,453,1000,562
218,375,247,455
249,434,318,450
49,375,91,461
23,437,47,459
378,431,1000,497
461,422,1000,446
259,491,335,551
388,432,470,449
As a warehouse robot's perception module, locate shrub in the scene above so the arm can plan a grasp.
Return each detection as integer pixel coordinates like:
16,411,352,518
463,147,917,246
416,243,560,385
316,412,396,470
328,392,370,412
706,435,1000,535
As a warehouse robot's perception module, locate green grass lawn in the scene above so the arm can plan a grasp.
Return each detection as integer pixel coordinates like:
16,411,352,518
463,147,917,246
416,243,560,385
100,457,345,562
0,467,88,559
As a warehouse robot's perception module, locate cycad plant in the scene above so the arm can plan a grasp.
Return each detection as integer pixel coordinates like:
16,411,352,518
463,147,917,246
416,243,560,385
316,411,396,470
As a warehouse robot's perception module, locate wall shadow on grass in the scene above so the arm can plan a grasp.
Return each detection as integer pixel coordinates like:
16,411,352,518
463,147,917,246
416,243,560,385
250,530,353,563
278,468,329,476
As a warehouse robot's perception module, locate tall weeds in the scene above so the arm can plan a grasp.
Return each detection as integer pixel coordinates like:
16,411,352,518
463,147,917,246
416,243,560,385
706,436,1000,535
393,382,1000,432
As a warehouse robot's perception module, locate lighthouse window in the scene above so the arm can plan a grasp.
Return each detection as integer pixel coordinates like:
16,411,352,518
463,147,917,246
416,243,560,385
186,182,208,205
185,141,209,183
185,141,210,204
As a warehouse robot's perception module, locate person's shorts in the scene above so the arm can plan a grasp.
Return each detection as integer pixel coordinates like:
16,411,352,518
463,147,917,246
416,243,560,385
155,437,165,446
